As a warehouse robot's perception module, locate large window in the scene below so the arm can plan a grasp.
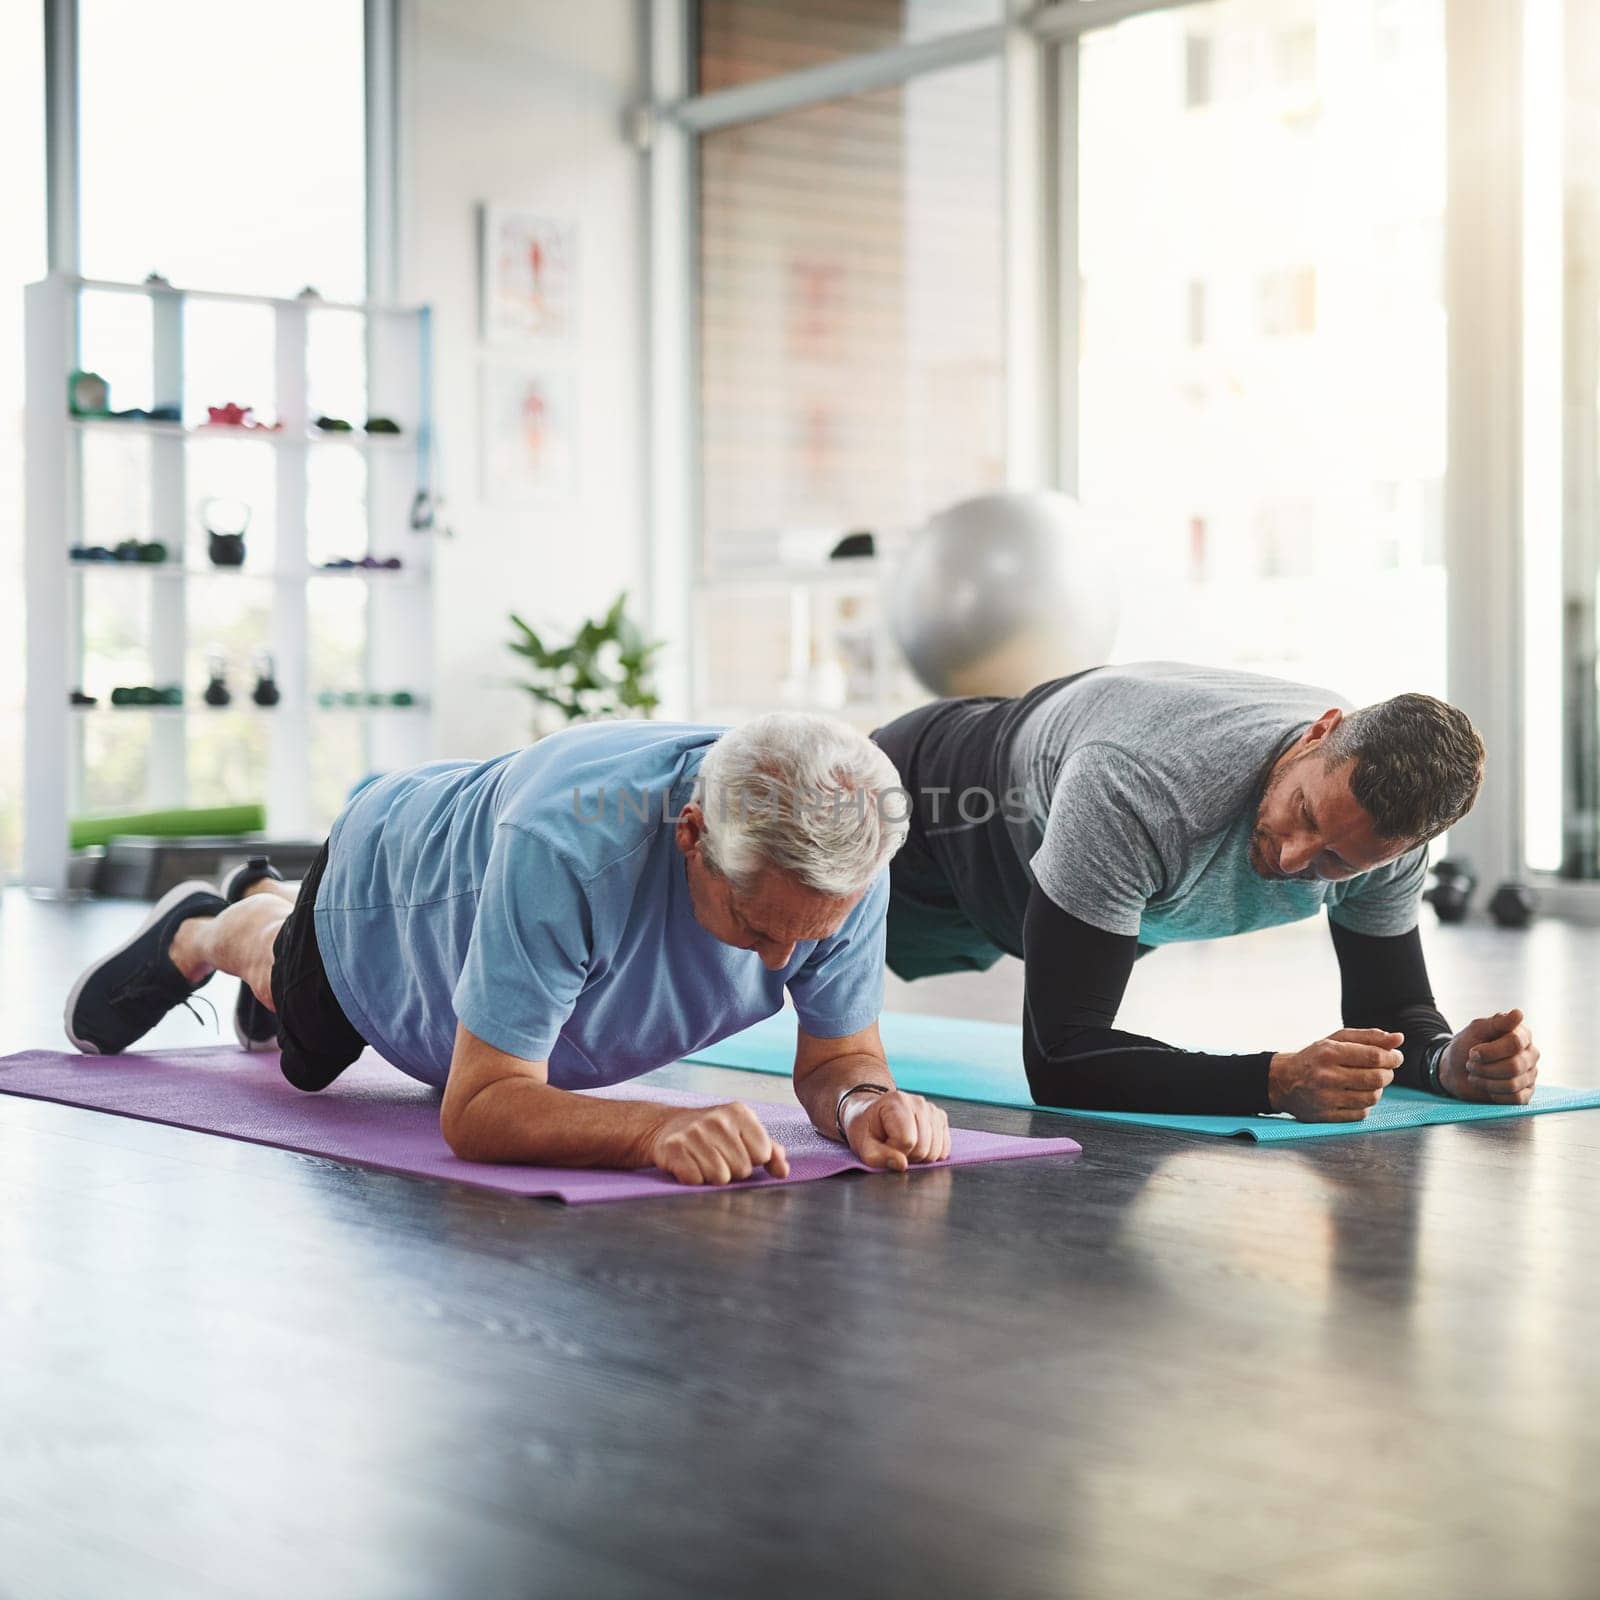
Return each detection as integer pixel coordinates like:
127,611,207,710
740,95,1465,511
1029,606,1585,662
79,0,365,301
67,0,372,831
1078,0,1448,708
673,1,1580,895
699,62,1003,559
0,4,47,878
689,0,1448,733
696,59,1004,720
1522,0,1600,878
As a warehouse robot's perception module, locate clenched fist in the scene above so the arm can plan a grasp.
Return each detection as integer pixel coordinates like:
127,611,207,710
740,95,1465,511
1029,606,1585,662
1440,1008,1539,1104
1268,1028,1403,1122
842,1088,951,1170
649,1101,790,1186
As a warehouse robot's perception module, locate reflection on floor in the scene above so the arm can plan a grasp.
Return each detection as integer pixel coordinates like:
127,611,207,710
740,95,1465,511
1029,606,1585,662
1,889,1596,1600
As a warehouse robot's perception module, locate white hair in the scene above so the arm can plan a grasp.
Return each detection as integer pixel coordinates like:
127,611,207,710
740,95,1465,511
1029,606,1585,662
692,712,909,898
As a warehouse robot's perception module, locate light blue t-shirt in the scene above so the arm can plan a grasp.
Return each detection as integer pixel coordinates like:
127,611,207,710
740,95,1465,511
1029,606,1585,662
314,721,889,1088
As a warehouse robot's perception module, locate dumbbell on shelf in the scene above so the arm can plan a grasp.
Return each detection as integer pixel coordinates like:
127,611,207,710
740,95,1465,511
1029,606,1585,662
109,684,184,707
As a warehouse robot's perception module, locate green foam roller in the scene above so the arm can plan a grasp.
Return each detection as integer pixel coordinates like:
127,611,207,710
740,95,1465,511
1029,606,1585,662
69,804,266,851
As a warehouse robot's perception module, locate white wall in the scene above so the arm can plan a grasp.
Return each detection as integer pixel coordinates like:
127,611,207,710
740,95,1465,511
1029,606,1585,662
404,0,645,758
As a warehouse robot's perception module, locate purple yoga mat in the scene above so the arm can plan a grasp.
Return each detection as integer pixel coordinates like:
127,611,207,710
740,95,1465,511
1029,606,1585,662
0,1046,1081,1204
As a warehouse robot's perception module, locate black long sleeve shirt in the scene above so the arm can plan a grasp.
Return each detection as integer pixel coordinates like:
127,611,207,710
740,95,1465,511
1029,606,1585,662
1020,885,1454,1116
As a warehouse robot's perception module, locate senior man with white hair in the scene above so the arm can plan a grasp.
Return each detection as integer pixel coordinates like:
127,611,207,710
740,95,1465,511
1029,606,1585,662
65,715,949,1185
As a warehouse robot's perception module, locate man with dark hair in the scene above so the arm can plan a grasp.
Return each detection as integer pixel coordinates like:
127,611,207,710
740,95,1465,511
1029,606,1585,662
873,662,1540,1122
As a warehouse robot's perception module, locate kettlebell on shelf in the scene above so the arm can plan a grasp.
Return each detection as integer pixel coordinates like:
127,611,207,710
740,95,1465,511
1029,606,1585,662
208,531,246,567
201,496,251,568
202,650,232,708
1423,857,1478,925
251,650,281,708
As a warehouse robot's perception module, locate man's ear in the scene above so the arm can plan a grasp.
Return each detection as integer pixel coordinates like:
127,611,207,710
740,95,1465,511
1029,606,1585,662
675,800,706,859
1303,707,1344,748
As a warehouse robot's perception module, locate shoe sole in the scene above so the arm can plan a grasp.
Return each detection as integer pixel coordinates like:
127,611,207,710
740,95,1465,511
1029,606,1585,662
63,878,222,1055
220,859,276,903
237,1002,280,1052
220,859,283,1052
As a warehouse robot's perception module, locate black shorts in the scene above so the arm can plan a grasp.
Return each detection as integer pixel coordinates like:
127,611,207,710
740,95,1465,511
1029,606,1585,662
872,670,1107,980
880,826,1008,981
872,700,1019,982
270,841,368,1092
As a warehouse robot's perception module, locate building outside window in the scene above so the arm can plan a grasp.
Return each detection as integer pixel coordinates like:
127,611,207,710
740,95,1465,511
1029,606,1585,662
698,0,1000,93
689,0,1447,724
1079,0,1446,710
695,50,1004,724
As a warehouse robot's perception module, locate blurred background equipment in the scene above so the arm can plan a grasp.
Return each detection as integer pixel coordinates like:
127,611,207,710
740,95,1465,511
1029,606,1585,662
200,495,250,567
250,649,281,707
1423,856,1478,925
886,490,1121,698
1489,880,1539,929
22,266,437,894
202,649,231,706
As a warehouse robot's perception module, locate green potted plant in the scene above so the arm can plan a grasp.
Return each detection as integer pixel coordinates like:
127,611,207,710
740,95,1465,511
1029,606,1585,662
508,591,663,736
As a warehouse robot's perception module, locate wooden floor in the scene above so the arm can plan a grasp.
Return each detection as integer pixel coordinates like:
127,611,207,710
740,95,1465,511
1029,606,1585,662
2,889,1597,1600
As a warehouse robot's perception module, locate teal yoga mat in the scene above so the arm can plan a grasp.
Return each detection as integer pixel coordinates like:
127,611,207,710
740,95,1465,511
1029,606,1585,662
683,1010,1600,1142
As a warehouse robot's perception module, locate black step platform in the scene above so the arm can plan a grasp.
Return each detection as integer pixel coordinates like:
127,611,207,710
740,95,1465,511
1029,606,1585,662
90,835,325,900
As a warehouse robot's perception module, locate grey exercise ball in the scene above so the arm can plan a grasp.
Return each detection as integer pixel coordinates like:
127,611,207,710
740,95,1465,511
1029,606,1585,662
887,491,1122,697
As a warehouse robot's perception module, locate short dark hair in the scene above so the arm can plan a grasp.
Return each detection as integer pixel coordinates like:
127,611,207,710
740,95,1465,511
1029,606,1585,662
1319,694,1484,845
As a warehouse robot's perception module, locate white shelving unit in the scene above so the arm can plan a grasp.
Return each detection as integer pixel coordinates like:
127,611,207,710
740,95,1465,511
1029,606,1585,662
23,273,438,894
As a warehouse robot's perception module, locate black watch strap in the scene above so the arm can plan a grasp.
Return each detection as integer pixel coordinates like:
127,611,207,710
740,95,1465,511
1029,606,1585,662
1423,1034,1454,1096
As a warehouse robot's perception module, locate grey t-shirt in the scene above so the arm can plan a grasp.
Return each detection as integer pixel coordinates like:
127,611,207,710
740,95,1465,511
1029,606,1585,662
1000,662,1427,945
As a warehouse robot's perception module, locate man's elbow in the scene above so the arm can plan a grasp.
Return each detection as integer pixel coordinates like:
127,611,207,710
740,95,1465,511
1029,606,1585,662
1023,1031,1119,1111
439,1108,472,1160
439,1088,486,1161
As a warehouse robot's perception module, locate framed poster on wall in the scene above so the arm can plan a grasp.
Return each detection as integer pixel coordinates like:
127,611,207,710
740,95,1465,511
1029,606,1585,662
479,207,577,345
478,362,574,503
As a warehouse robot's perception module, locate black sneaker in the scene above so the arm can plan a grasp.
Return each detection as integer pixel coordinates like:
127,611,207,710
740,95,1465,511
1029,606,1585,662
64,880,227,1055
220,855,284,1051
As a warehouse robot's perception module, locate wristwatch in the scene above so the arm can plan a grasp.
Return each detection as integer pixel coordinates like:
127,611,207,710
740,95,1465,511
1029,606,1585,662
1423,1034,1454,1096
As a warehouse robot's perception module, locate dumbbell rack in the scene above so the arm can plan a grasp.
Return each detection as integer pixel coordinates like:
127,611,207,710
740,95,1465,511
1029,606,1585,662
22,272,438,894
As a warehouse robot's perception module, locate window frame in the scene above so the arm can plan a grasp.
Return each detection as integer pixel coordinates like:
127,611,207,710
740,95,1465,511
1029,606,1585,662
644,0,1566,915
43,0,398,293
